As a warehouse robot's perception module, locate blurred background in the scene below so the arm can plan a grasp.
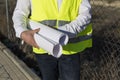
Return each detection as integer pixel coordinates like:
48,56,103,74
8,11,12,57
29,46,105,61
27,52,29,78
0,0,120,80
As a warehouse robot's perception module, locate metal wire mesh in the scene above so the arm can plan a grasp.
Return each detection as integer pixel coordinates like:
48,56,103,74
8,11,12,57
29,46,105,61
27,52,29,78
0,0,16,41
0,0,120,80
80,0,120,80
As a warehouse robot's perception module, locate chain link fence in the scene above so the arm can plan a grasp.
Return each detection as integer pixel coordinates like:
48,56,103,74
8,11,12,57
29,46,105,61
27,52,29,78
80,0,120,80
0,0,120,80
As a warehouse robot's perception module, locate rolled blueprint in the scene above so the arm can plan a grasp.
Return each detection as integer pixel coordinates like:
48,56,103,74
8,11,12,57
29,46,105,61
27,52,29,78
28,20,69,45
34,33,62,58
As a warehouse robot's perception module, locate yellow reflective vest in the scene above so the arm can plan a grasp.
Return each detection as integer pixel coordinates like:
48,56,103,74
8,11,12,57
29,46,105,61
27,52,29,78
30,0,92,55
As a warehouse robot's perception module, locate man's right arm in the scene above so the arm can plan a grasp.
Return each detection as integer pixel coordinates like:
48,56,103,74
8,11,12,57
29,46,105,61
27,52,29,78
12,0,39,48
12,0,31,38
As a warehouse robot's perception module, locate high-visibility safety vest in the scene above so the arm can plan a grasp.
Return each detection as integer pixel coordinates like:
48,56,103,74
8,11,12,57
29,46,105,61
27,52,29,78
30,0,92,55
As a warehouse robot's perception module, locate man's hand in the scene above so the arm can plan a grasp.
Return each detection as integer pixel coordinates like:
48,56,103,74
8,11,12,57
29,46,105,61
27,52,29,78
21,28,40,48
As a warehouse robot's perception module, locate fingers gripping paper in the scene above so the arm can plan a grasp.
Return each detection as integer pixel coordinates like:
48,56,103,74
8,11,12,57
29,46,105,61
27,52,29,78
28,20,69,58
34,33,62,58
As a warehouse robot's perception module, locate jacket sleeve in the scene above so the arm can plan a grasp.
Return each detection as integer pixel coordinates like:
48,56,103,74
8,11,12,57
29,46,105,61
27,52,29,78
58,0,92,38
12,0,31,38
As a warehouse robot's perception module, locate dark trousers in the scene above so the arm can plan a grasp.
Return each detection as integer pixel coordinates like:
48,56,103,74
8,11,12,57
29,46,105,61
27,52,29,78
35,53,80,80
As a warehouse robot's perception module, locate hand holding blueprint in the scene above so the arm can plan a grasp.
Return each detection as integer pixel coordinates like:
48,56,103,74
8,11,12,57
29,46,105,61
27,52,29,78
28,20,69,58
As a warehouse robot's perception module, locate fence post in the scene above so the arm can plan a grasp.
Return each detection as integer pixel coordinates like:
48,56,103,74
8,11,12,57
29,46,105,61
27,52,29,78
5,0,10,39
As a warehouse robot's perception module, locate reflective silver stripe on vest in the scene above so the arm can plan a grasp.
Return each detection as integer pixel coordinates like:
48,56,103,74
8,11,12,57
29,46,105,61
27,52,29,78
40,20,57,27
39,20,91,43
39,20,70,27
58,21,70,26
68,35,92,43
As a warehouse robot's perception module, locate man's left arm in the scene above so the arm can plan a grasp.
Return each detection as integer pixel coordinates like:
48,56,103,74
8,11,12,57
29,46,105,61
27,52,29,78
58,0,91,38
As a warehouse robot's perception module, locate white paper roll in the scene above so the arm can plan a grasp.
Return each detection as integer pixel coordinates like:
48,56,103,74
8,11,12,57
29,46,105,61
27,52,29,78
29,20,69,45
34,33,62,58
